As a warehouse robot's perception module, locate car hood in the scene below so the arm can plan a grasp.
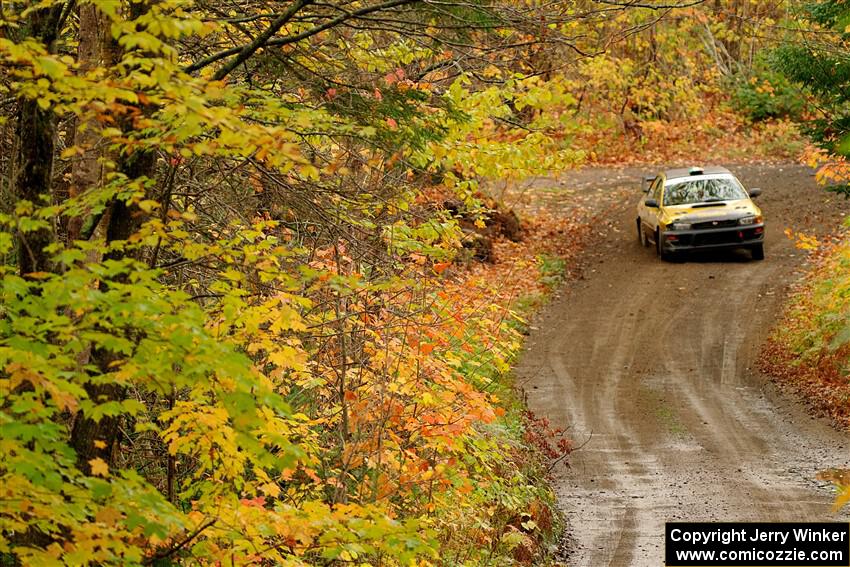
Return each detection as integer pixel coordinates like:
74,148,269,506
663,199,761,222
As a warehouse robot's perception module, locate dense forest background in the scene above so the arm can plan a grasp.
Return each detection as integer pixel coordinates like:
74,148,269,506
1,0,848,564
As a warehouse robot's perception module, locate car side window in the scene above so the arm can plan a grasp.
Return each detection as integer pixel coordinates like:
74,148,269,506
645,177,657,200
651,178,663,202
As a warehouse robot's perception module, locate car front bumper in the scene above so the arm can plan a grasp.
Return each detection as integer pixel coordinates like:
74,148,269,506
660,224,765,253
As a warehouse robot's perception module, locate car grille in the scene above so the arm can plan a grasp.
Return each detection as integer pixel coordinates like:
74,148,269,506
693,230,747,246
691,218,738,230
671,227,760,248
694,232,742,246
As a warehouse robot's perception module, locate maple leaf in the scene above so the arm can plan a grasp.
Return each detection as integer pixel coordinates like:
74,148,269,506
89,458,109,477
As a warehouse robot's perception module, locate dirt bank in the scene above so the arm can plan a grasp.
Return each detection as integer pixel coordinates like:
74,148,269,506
515,163,850,566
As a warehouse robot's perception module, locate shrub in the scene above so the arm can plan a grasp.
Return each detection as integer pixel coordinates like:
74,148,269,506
730,68,806,122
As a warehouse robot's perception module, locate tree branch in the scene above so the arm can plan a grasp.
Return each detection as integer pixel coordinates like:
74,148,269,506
210,0,314,80
596,0,705,9
185,0,423,78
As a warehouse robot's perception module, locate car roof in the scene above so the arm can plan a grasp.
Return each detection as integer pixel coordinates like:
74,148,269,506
663,166,732,180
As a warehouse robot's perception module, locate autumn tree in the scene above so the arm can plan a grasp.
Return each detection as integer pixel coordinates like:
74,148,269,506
773,1,850,156
0,0,812,562
0,0,595,563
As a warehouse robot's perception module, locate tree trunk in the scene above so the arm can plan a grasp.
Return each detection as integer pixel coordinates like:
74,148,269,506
10,3,68,550
13,3,66,276
68,3,120,243
15,100,56,275
68,2,157,472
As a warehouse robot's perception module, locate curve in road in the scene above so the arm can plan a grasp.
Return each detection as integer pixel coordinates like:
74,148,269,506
517,163,850,567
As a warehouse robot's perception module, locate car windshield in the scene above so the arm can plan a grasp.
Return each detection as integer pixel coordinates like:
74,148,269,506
663,176,748,206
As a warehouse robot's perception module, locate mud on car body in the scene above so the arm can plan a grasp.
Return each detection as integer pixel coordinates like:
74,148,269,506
636,166,765,261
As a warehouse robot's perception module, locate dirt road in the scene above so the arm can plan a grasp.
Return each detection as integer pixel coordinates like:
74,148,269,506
516,163,850,566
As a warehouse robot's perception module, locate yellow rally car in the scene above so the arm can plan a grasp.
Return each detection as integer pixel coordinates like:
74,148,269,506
637,166,764,261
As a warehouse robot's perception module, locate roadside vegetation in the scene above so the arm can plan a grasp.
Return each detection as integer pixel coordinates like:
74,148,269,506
761,238,850,431
760,231,850,511
758,0,850,513
0,0,843,564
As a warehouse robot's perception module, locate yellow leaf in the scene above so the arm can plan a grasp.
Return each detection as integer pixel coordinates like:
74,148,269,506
834,485,850,512
60,146,80,159
94,440,107,449
89,457,109,477
95,506,122,524
137,200,160,213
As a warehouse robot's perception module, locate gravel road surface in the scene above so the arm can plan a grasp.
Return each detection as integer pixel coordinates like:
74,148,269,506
516,163,850,566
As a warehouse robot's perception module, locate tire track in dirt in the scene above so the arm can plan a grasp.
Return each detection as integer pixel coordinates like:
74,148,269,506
517,163,850,567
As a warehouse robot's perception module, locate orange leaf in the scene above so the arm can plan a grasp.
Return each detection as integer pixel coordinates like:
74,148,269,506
433,262,451,274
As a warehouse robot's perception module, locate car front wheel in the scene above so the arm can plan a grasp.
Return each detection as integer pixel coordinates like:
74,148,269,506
660,246,679,262
638,220,649,247
751,243,765,261
657,230,681,262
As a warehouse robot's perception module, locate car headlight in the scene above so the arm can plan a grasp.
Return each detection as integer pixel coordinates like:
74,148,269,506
738,215,763,226
668,221,692,231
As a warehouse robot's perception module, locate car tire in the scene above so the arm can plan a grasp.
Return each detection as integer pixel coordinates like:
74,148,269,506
660,247,679,262
657,230,680,262
638,220,649,247
751,243,765,261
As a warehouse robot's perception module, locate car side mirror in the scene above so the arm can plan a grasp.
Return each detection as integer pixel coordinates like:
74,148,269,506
645,198,659,208
748,187,762,198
